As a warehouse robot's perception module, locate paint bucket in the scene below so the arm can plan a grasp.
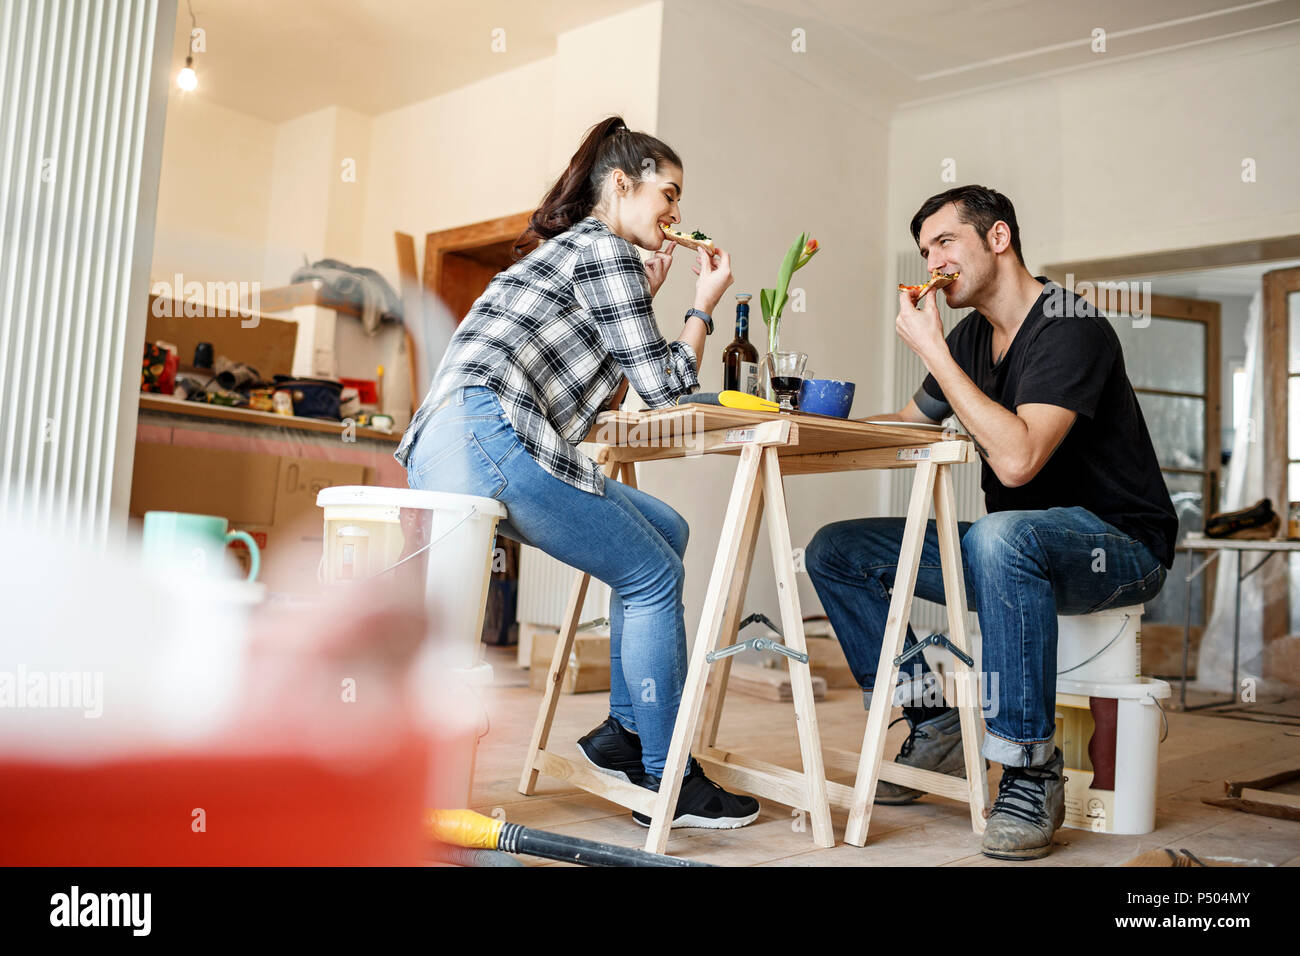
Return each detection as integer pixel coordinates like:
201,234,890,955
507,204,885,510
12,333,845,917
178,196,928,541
1055,676,1170,835
1056,604,1144,683
420,660,494,809
316,486,507,668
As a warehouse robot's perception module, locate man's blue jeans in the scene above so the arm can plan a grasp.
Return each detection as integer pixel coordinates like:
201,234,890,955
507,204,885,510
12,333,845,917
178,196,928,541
805,507,1167,767
404,386,689,776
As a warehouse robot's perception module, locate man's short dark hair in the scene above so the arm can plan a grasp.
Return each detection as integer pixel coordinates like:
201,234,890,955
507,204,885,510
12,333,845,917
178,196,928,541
910,185,1024,265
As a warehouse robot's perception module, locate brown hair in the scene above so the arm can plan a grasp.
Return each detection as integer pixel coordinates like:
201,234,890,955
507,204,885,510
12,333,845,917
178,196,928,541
514,115,682,258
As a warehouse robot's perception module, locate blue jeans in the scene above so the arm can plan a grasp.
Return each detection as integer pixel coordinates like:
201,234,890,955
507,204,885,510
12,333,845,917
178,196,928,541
404,386,689,776
805,507,1167,767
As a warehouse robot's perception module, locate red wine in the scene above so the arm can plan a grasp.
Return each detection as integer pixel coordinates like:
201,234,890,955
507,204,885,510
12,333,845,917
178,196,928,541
771,375,802,410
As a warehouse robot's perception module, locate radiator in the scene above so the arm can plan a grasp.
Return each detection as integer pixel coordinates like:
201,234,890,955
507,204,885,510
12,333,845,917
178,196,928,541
0,0,174,542
517,544,611,628
891,252,985,637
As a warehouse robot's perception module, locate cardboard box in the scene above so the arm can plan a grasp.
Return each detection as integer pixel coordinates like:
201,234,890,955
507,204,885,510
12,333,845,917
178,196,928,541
729,662,828,702
145,294,298,381
527,624,611,695
747,621,858,690
130,442,371,594
805,633,858,689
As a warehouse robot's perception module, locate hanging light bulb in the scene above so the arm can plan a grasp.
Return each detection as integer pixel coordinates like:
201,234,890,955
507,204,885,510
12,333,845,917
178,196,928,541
177,54,197,91
176,1,199,92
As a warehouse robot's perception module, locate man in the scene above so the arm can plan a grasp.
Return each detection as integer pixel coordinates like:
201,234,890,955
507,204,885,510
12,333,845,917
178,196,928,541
805,185,1177,860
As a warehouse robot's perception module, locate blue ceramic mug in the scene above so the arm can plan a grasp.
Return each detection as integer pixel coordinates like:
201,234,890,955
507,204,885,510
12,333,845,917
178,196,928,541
798,379,856,418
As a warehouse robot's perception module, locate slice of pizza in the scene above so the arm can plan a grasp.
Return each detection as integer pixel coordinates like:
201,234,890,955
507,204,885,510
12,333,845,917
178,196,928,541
898,270,959,296
661,225,716,252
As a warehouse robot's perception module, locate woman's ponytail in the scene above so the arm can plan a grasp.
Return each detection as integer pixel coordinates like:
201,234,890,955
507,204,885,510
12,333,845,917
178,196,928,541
514,116,681,258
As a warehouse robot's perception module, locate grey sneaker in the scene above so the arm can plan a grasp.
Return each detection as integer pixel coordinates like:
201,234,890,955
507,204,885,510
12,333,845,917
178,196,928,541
875,708,968,805
981,747,1066,861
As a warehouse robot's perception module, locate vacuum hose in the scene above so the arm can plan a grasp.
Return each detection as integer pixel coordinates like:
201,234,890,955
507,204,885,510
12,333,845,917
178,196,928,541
426,809,710,868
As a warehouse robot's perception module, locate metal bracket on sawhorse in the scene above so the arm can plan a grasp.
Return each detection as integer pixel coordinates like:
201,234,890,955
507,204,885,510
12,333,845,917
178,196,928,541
893,632,974,668
705,612,809,665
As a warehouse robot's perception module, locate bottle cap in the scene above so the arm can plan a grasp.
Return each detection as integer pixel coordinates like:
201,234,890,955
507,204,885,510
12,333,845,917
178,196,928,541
735,292,751,303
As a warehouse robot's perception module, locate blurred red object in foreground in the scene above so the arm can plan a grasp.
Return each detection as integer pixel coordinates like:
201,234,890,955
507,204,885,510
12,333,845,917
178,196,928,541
0,731,429,866
0,558,444,866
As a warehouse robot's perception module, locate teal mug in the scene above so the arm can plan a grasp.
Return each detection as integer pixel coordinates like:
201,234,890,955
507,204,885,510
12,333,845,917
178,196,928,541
142,511,260,582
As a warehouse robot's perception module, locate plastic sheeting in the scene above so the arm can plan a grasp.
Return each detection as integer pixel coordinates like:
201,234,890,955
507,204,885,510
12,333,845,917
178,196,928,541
1194,292,1272,693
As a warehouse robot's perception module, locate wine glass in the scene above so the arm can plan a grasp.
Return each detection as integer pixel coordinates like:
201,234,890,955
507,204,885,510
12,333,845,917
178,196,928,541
764,351,808,413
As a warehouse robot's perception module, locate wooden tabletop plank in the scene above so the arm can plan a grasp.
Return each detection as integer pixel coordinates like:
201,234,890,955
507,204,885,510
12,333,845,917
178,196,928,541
1181,534,1300,552
586,405,968,456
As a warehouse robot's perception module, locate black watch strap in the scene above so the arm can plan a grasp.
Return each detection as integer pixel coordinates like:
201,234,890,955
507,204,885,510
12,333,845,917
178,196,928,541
685,308,714,335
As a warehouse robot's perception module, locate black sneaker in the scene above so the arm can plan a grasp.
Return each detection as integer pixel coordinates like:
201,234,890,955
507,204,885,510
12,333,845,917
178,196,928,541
577,716,643,783
631,758,760,829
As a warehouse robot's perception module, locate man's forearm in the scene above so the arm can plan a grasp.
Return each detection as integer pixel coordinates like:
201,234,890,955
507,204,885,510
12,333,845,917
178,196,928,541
926,351,1029,482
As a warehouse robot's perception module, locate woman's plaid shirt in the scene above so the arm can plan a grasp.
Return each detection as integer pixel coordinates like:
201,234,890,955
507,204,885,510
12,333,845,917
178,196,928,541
395,216,700,495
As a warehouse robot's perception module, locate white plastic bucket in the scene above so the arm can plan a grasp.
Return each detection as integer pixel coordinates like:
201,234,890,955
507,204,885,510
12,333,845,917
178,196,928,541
1056,604,1144,682
316,486,507,669
1055,676,1170,835
421,661,493,810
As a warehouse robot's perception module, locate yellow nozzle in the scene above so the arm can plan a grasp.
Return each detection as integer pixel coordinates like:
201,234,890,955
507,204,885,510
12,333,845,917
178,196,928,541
425,809,505,850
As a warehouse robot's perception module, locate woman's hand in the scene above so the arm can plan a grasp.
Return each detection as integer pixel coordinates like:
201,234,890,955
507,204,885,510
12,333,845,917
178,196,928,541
644,242,675,298
690,244,733,315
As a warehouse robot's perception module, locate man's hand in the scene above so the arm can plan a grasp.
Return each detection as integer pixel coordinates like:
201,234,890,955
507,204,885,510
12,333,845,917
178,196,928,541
895,288,947,370
645,242,675,298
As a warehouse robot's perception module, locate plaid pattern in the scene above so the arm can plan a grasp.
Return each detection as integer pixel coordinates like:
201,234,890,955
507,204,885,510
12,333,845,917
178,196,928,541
396,216,699,495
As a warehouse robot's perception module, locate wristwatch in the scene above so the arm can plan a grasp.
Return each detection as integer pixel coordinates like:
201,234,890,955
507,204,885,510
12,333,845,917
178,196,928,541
685,308,714,335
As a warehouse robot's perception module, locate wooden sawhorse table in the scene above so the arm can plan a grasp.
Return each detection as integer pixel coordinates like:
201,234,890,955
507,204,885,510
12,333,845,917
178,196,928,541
518,405,989,855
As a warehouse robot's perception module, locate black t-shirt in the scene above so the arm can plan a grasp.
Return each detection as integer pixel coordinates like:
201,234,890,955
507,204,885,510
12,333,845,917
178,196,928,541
914,279,1178,568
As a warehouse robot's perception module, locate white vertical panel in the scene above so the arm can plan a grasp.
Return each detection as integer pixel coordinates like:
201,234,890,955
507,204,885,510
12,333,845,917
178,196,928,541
891,252,985,635
0,0,175,542
517,544,611,628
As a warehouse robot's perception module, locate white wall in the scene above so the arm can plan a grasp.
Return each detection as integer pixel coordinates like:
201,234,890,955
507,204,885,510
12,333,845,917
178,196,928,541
361,2,665,287
262,107,336,285
883,25,1300,414
360,57,557,281
649,0,891,633
152,99,372,291
323,106,373,267
549,2,663,169
151,92,275,289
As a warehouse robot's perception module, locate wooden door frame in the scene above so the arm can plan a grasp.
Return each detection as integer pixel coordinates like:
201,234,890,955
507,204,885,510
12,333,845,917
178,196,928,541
1262,266,1300,647
1066,289,1221,669
1047,238,1300,675
423,211,533,316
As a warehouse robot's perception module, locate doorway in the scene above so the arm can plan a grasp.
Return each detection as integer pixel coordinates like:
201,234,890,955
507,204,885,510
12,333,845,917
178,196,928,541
1047,240,1300,686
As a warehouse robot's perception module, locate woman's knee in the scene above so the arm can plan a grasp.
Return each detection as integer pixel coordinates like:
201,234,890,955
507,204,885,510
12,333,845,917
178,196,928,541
622,550,685,607
662,508,689,559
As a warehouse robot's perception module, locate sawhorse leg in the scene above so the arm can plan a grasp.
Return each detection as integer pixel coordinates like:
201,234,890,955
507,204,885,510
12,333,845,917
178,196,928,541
644,443,765,853
933,464,988,831
844,458,987,846
697,469,765,751
759,446,833,847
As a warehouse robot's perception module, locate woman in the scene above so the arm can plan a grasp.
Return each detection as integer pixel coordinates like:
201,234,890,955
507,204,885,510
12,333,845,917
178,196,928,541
396,116,759,829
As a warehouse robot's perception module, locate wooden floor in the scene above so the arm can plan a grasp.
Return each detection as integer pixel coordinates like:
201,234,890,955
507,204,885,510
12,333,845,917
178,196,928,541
470,645,1300,867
